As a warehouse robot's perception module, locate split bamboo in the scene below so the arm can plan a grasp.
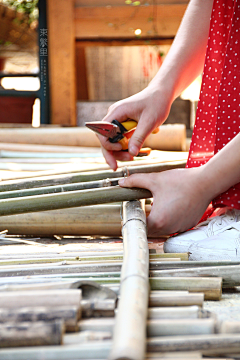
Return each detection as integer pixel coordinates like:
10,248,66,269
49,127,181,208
150,265,240,287
0,306,80,332
0,186,152,217
149,277,222,300
109,200,149,360
0,321,63,348
0,161,186,192
149,260,240,269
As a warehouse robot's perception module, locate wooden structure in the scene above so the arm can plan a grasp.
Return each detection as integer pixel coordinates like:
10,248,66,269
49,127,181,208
46,0,189,125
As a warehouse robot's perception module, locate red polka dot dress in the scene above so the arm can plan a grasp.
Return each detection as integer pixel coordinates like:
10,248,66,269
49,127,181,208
186,0,240,210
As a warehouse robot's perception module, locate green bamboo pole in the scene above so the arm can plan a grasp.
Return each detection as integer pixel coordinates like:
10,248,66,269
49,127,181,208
0,161,185,192
0,186,151,217
0,179,122,200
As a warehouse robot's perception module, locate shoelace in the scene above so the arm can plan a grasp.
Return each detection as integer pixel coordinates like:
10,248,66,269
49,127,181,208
196,209,240,237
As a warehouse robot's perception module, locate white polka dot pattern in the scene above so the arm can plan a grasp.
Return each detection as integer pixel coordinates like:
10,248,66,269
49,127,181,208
186,0,240,209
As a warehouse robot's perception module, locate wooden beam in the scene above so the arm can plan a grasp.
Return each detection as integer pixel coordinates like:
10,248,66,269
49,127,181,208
75,38,173,47
75,4,188,39
47,0,76,125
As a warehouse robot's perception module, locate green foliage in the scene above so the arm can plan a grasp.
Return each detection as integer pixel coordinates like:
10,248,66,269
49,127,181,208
2,0,38,23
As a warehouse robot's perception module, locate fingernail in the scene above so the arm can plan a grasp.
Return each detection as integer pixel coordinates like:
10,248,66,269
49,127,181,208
129,144,139,156
118,179,125,186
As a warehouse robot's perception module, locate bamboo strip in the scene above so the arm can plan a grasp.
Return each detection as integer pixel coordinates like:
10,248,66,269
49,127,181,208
0,161,185,192
0,307,80,332
150,265,240,287
109,200,149,360
0,186,152,217
0,254,181,266
149,260,240,270
0,321,63,348
149,277,222,300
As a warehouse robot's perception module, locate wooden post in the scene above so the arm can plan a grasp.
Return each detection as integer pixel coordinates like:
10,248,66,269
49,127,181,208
47,0,76,125
109,200,149,360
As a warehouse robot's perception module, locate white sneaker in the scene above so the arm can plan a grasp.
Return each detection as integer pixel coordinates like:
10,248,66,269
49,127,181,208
164,208,240,257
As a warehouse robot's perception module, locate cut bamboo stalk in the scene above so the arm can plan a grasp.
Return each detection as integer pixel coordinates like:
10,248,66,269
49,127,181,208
0,290,82,309
0,161,186,192
79,317,215,337
149,277,222,300
148,292,204,307
147,306,207,320
0,306,80,332
0,321,63,348
220,321,240,334
145,352,202,359
150,265,240,287
109,200,149,360
147,334,240,355
0,186,152,217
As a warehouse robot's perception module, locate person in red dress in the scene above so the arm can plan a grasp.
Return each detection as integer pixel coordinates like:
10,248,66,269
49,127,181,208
99,0,240,260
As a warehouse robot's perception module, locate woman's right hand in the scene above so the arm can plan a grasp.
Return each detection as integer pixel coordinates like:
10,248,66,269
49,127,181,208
98,84,173,170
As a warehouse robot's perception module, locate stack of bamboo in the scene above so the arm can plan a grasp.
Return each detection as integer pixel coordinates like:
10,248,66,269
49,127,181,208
0,130,239,359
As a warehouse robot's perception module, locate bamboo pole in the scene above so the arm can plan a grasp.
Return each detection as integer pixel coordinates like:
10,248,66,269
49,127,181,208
0,204,122,237
220,321,240,334
0,161,186,192
0,341,112,359
0,186,152,217
0,142,101,153
79,317,216,337
150,265,240,288
109,200,149,360
147,306,207,320
149,277,222,300
0,290,82,309
147,334,240,355
0,306,80,332
0,321,63,348
148,292,204,307
0,339,237,360
0,179,122,200
0,124,186,151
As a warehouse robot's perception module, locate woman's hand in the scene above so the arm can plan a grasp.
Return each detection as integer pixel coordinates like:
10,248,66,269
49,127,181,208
119,167,212,236
99,84,173,171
